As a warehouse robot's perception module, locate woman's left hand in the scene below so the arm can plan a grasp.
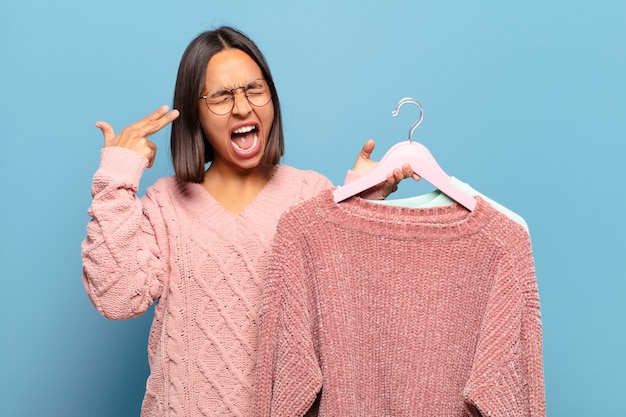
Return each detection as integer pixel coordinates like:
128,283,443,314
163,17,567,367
352,139,420,198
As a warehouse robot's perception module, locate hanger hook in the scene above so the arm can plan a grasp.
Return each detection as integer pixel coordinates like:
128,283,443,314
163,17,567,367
391,97,424,142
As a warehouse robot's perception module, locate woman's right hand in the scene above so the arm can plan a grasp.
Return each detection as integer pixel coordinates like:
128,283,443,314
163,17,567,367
95,105,180,168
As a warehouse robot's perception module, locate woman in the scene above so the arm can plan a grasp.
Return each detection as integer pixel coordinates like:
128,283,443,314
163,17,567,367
82,26,412,416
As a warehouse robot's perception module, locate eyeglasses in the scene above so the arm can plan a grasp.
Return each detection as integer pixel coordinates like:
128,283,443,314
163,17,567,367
199,78,272,115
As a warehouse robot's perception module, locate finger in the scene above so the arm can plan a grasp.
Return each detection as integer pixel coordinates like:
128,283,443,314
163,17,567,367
146,146,157,168
140,106,180,136
379,171,397,197
120,107,179,145
399,163,420,181
394,167,405,183
169,108,180,121
148,105,180,124
401,164,413,179
144,104,171,122
359,139,376,161
95,121,116,145
141,139,158,168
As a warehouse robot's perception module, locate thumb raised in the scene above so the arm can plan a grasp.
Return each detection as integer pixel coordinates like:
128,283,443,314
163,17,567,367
94,121,115,146
359,139,376,160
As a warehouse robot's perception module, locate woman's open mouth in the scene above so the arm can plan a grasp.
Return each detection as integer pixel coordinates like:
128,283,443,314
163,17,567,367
231,125,260,156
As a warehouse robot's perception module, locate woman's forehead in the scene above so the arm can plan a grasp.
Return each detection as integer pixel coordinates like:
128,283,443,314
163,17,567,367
204,49,263,88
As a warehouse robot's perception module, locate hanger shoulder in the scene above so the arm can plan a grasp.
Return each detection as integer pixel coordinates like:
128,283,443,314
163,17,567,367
333,142,408,203
332,141,476,211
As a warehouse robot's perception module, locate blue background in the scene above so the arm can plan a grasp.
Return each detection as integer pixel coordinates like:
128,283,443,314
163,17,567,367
1,0,625,416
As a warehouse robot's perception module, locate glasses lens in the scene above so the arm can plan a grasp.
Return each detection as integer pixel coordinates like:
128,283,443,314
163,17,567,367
203,79,272,115
245,79,272,108
205,91,233,115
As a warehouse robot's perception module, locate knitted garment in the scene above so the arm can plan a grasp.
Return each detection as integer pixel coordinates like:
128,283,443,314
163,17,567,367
81,147,332,417
255,189,545,417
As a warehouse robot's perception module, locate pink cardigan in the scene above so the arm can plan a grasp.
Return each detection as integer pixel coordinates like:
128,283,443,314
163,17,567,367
81,147,332,417
255,190,546,417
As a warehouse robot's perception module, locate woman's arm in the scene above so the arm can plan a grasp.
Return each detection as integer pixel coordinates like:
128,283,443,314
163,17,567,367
81,147,167,320
81,106,178,319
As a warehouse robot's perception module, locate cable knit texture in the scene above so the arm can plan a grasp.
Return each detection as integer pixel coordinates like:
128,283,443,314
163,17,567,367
81,146,332,417
255,189,545,417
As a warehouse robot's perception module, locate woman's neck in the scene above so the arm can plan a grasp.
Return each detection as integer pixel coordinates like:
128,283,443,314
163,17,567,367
201,163,278,215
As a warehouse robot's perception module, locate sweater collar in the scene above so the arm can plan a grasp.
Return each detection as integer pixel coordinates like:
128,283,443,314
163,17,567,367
317,189,495,241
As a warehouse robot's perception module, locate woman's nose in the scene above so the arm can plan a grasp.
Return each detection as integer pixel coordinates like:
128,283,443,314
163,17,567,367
231,89,252,115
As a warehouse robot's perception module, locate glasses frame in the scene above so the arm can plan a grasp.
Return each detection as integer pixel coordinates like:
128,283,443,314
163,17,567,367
199,78,272,116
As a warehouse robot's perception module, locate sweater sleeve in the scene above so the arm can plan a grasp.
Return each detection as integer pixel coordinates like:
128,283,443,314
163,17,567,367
255,215,323,417
462,232,546,417
81,147,167,320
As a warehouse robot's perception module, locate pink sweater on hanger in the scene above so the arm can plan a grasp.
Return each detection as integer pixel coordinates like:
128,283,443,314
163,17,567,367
81,147,332,417
255,189,546,417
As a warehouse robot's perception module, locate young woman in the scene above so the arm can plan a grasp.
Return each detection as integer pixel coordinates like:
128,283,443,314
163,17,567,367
82,26,413,417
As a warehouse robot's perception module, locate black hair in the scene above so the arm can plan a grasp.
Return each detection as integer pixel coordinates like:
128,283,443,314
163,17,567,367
171,26,284,183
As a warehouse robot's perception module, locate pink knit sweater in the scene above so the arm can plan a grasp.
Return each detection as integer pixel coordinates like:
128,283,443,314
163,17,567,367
81,147,332,416
255,190,545,417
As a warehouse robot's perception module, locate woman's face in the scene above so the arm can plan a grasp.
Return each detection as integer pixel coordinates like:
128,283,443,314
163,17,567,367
199,48,275,173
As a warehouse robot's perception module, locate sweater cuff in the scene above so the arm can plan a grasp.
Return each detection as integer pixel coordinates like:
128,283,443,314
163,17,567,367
95,147,149,192
343,170,385,200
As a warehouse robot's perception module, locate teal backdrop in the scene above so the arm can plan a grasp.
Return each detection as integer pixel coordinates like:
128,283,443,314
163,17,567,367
1,0,625,415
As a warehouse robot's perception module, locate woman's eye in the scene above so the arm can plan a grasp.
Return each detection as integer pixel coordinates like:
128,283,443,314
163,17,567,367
209,93,233,104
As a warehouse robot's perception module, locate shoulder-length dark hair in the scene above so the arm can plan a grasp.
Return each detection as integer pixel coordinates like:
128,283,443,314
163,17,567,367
171,26,284,183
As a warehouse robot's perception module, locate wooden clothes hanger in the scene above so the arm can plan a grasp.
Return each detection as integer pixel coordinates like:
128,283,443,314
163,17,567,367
332,98,477,211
